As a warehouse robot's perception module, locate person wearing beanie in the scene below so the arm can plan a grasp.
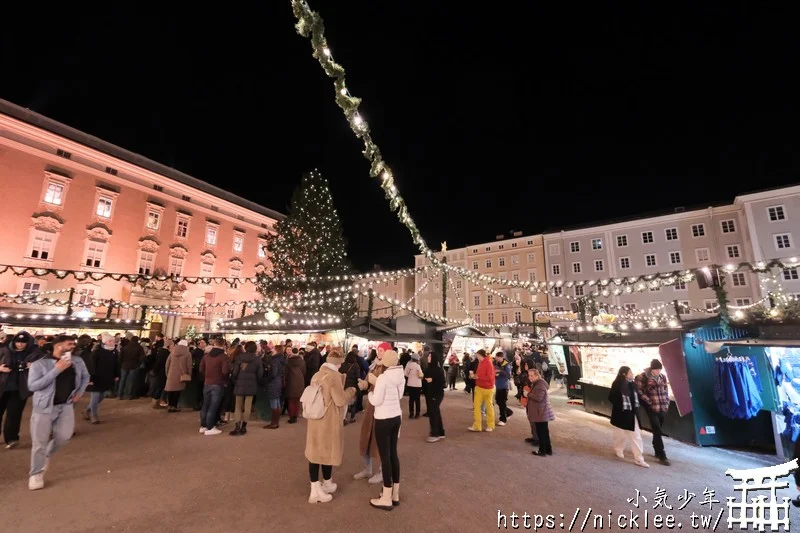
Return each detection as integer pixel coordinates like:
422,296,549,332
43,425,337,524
423,352,446,442
82,333,119,424
305,349,356,504
635,359,671,466
0,330,37,448
366,349,405,510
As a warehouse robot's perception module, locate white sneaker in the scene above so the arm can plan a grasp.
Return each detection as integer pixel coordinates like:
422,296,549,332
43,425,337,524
634,459,651,468
321,479,337,494
28,474,44,491
199,427,208,434
309,481,332,504
353,467,373,480
204,428,222,436
368,471,383,484
485,428,493,432
467,427,482,432
497,421,506,426
426,436,442,443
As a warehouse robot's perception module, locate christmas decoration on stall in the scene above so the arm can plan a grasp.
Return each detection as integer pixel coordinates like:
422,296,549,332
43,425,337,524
257,170,358,324
735,268,800,323
184,324,200,341
711,271,732,335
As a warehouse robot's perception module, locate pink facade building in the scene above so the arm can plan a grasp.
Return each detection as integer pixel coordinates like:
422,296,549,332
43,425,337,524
0,99,283,338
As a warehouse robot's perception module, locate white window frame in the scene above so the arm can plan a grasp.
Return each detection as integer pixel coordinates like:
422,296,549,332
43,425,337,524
623,303,637,311
574,285,584,297
645,254,657,267
485,259,492,269
783,268,799,281
473,294,481,308
511,242,518,248
474,313,481,323
137,249,156,276
527,253,535,263
642,231,654,244
774,233,793,250
41,172,70,209
616,234,628,247
472,261,479,270
512,272,520,281
487,312,495,323
553,306,565,312
665,227,679,241
144,203,165,231
27,229,57,262
83,240,107,270
498,257,505,267
704,299,718,311
691,224,705,238
528,269,537,282
552,264,561,276
591,238,603,250
514,311,522,322
569,241,580,253
619,257,630,269
594,259,604,272
669,251,682,265
95,195,114,219
168,255,185,277
76,284,100,307
233,232,245,254
258,239,267,258
572,262,582,274
498,244,505,250
730,272,747,287
735,298,752,307
674,280,688,291
485,246,491,252
552,286,563,297
487,294,494,306
678,300,691,316
767,205,786,222
695,248,710,263
175,215,191,239
527,240,534,246
18,278,46,297
205,223,219,246
721,219,736,233
726,244,741,259
456,280,462,289
200,262,214,278
501,312,509,324
511,255,519,265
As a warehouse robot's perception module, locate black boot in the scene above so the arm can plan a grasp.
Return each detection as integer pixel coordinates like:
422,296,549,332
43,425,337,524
240,421,247,435
229,422,242,436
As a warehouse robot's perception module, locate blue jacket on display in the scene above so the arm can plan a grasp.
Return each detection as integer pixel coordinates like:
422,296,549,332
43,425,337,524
713,357,763,420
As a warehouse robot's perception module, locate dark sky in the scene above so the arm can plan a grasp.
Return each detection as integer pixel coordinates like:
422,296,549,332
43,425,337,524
3,3,798,270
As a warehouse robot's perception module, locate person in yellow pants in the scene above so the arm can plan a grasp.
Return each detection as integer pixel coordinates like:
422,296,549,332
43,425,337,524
468,349,496,432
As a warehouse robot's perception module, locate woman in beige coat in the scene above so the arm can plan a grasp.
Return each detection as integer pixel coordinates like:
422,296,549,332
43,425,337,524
305,350,356,504
164,340,192,413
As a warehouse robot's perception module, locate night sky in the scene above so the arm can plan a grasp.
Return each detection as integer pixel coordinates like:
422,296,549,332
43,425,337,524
2,3,798,270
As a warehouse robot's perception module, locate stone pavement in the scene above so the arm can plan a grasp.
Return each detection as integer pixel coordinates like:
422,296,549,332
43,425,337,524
1,387,798,533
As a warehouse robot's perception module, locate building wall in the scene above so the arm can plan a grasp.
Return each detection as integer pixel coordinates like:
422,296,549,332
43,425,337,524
414,249,470,321
0,111,280,337
543,205,759,318
356,274,415,318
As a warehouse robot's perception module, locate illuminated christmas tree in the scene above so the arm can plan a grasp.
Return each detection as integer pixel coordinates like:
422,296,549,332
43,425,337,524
258,170,357,323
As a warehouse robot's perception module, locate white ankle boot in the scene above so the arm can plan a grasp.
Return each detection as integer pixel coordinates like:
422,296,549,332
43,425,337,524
321,478,337,494
392,483,400,506
353,465,372,480
368,470,383,484
308,481,332,504
370,486,394,510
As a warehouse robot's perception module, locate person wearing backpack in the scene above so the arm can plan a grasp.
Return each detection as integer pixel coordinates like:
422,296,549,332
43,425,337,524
229,341,264,436
304,349,356,504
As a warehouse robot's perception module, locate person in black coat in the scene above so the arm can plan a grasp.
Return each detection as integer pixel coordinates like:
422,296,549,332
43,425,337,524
229,341,264,436
609,366,649,468
423,352,446,442
0,331,37,448
149,343,170,409
303,343,321,387
341,351,361,424
83,334,120,423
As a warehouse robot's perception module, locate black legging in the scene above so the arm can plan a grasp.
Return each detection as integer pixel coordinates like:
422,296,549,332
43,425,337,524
535,422,552,454
309,462,332,482
167,390,181,408
407,387,421,417
374,416,401,488
427,394,445,437
496,389,509,422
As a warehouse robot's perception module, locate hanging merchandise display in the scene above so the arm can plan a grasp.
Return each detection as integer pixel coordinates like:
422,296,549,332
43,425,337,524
713,355,764,420
767,347,800,443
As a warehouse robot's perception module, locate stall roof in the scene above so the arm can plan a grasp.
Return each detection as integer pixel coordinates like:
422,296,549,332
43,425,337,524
216,311,342,334
0,312,146,331
347,332,444,344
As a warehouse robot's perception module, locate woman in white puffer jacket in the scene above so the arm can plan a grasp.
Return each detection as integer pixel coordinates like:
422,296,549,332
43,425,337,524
365,349,405,510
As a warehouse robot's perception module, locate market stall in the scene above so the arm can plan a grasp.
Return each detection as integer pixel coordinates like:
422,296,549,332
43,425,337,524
0,310,147,337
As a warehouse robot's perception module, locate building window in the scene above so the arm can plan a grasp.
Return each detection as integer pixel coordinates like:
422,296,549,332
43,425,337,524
731,272,747,287
498,244,505,250
474,313,481,323
527,253,535,263
570,241,580,253
96,196,113,218
704,300,718,311
669,251,682,265
575,285,584,297
487,312,495,323
674,280,687,290
552,264,561,276
650,285,661,292
20,280,43,297
456,280,462,289
485,260,492,269
29,230,55,260
85,241,106,268
768,205,786,222
500,312,509,323
499,257,505,267
696,248,710,262
485,246,491,252
472,261,479,270
258,240,267,258
472,248,478,254
623,303,637,311
678,300,691,316
552,287,563,297
176,217,190,239
735,298,752,307
721,219,736,233
549,244,560,255
43,181,65,206
225,308,236,319
76,286,98,306
616,235,628,247
619,257,630,269
514,311,521,322
527,240,534,246
783,268,799,281
591,238,603,250
511,255,519,265
233,234,244,253
229,266,241,279
56,148,72,159
168,256,184,277
554,306,565,312
146,209,161,230
727,245,741,258
511,243,518,248
512,272,520,281
572,262,582,274
473,294,481,308
487,294,494,306
645,254,657,267
138,251,155,275
594,259,604,272
775,234,792,249
206,225,218,245
642,231,654,244
665,228,678,241
691,224,705,237
200,262,214,278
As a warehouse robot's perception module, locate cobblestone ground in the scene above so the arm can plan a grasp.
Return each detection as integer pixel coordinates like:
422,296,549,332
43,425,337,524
1,387,798,532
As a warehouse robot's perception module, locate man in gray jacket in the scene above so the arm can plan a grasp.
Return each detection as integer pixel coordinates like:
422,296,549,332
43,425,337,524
27,335,89,491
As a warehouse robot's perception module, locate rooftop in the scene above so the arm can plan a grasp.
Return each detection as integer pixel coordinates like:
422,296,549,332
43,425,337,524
0,98,284,222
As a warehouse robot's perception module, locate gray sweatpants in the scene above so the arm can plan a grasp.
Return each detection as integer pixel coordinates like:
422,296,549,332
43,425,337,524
30,404,75,476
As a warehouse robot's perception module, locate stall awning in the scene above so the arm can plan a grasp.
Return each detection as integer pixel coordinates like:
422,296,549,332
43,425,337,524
217,311,342,334
347,332,444,344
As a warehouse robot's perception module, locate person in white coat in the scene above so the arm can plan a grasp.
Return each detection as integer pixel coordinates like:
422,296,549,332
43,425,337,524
403,353,423,419
364,349,405,510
